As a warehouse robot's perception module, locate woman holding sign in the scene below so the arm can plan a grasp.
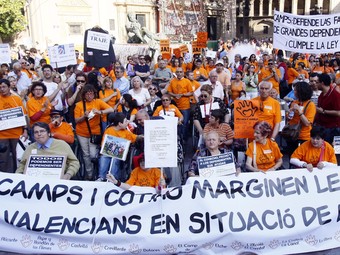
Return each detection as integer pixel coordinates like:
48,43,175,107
245,121,283,173
187,131,241,177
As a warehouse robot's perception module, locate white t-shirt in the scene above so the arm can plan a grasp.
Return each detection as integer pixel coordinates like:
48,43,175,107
128,88,151,106
43,81,64,111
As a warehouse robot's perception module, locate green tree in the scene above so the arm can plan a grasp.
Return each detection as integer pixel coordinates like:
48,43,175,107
0,0,26,43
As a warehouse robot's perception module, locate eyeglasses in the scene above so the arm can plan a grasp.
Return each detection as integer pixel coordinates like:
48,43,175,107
148,87,157,91
77,80,86,83
34,130,47,135
162,99,170,101
34,88,43,91
200,94,209,98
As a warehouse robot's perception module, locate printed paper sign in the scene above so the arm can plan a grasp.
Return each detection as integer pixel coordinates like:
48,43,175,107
144,119,177,168
334,136,340,154
273,10,340,53
198,152,236,177
0,44,11,64
234,100,259,138
48,44,76,68
86,30,111,51
100,134,131,161
24,155,65,179
0,107,26,131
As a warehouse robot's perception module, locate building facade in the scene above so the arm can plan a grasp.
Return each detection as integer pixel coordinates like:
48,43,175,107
18,0,340,51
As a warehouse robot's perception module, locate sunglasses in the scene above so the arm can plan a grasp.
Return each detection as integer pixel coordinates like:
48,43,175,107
200,94,209,98
148,87,157,91
77,80,86,83
162,99,170,101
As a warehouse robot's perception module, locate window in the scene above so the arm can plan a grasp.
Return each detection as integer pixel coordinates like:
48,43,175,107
69,23,82,35
263,26,269,34
136,14,146,27
109,19,115,30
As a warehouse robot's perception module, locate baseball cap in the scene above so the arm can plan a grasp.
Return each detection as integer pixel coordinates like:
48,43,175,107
215,60,224,66
49,110,63,116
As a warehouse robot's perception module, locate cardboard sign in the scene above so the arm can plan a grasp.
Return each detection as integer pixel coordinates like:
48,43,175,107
197,32,208,48
48,44,76,68
0,107,26,131
179,44,189,53
192,41,201,55
198,152,236,178
160,39,170,53
86,30,111,51
234,100,259,139
100,134,131,161
0,44,11,64
173,48,181,58
24,155,66,179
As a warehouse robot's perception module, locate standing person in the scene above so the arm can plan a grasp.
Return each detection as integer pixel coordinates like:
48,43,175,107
314,73,340,144
215,60,231,103
285,82,316,155
16,122,79,179
260,60,281,95
245,121,283,173
192,59,208,83
309,73,322,107
167,67,193,140
153,59,172,91
252,81,281,140
114,66,130,95
243,64,259,99
8,62,31,94
230,70,246,102
74,84,114,180
0,79,28,173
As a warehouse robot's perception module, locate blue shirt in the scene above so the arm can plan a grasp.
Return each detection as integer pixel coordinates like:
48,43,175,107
114,77,130,95
37,138,54,150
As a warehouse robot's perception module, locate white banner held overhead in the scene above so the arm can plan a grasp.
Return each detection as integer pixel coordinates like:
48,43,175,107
48,44,76,68
86,30,111,51
0,44,11,64
273,10,340,53
144,119,178,168
1,169,340,254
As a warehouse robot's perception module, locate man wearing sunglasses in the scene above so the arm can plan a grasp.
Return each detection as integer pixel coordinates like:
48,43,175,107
261,60,281,95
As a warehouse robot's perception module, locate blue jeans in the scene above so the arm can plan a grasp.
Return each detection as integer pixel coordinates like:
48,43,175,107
98,156,123,180
180,109,191,140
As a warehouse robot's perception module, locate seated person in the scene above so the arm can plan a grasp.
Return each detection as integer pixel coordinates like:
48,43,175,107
106,153,165,190
153,93,183,124
245,121,283,173
97,112,143,182
290,126,337,172
16,122,79,179
49,110,74,145
203,109,233,149
187,131,241,177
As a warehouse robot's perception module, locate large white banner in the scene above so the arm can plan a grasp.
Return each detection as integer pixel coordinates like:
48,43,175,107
1,169,340,254
273,10,340,53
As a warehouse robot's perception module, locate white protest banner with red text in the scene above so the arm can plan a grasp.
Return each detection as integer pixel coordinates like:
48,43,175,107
0,169,340,254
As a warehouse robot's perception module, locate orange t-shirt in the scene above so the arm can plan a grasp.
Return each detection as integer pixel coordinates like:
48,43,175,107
0,94,27,139
297,69,309,79
153,104,183,118
287,68,299,84
27,96,52,126
261,67,281,91
102,127,137,145
231,81,245,100
167,78,193,110
193,67,208,79
74,99,111,137
49,122,74,144
253,96,281,128
246,139,283,171
99,88,121,122
126,166,161,187
288,100,316,141
189,80,201,104
291,140,337,167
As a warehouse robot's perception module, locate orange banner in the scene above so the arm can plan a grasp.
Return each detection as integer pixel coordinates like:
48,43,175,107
192,41,201,55
233,100,260,139
179,44,189,53
196,32,208,48
173,48,181,58
160,39,170,53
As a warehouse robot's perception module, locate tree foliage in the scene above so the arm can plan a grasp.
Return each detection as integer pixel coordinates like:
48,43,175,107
0,0,26,42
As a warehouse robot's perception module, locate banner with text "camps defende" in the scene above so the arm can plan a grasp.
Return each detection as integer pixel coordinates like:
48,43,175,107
273,10,340,54
0,169,340,255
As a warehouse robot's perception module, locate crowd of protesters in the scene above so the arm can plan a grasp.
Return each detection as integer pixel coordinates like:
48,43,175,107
0,38,339,187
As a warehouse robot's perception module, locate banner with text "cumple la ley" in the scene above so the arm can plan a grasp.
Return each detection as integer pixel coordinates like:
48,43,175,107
273,10,340,54
1,169,340,254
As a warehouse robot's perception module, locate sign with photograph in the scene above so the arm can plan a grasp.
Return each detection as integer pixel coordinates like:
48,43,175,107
24,155,66,179
86,30,111,51
0,44,11,64
144,119,177,168
100,134,131,161
48,43,76,68
0,107,26,131
198,152,236,178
